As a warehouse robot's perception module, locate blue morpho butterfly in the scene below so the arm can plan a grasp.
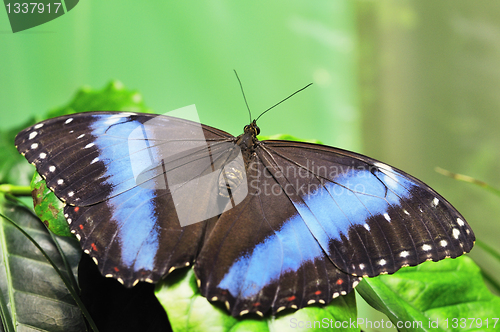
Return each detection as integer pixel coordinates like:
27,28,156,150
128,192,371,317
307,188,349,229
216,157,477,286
15,85,474,317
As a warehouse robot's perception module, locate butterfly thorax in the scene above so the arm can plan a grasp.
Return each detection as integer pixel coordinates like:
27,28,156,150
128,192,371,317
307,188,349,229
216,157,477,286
236,120,260,159
217,120,260,196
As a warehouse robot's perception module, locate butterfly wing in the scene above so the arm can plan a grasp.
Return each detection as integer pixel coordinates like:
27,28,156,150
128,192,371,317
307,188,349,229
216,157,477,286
259,140,474,277
15,111,235,286
194,139,474,316
195,157,360,316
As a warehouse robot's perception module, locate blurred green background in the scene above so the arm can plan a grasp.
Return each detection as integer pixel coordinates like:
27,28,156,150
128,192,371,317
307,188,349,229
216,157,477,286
1,1,499,330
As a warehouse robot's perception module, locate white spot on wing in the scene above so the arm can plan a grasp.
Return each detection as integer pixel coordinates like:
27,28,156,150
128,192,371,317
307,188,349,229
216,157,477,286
364,223,370,231
34,123,44,129
65,118,73,124
39,152,47,159
77,134,85,139
353,280,359,288
432,197,439,207
332,292,339,298
340,291,347,295
92,257,98,265
422,244,432,251
84,143,94,149
132,280,139,287
403,209,410,215
49,166,56,172
29,131,37,140
457,218,465,226
67,218,72,224
359,263,365,269
57,179,64,185
400,251,410,258
307,299,316,305
378,259,387,266
91,157,99,164
452,228,460,239
31,143,38,149
383,213,391,222
68,191,74,197
440,240,448,247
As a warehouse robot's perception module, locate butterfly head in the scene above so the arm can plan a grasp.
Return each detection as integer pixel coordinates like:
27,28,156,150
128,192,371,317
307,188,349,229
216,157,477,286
237,120,260,155
243,120,260,137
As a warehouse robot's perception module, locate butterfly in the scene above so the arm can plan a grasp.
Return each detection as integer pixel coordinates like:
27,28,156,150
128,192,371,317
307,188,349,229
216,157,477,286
15,110,475,317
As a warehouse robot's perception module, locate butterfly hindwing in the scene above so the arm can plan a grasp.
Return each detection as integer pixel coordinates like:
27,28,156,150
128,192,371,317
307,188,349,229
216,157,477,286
64,184,210,286
194,159,359,316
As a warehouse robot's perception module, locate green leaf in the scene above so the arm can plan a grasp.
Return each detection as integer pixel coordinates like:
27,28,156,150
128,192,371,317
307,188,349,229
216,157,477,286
46,80,152,119
357,256,500,331
0,194,85,331
155,268,359,332
31,172,70,237
1,80,152,187
0,122,37,187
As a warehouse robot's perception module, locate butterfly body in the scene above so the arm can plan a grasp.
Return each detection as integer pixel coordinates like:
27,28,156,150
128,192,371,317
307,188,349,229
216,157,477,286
15,111,475,316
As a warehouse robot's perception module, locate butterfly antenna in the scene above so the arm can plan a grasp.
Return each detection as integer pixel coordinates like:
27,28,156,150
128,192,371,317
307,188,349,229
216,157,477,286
234,70,253,123
255,83,313,122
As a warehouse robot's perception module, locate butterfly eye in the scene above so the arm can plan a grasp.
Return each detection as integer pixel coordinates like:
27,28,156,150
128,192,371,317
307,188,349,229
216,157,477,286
255,126,260,135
